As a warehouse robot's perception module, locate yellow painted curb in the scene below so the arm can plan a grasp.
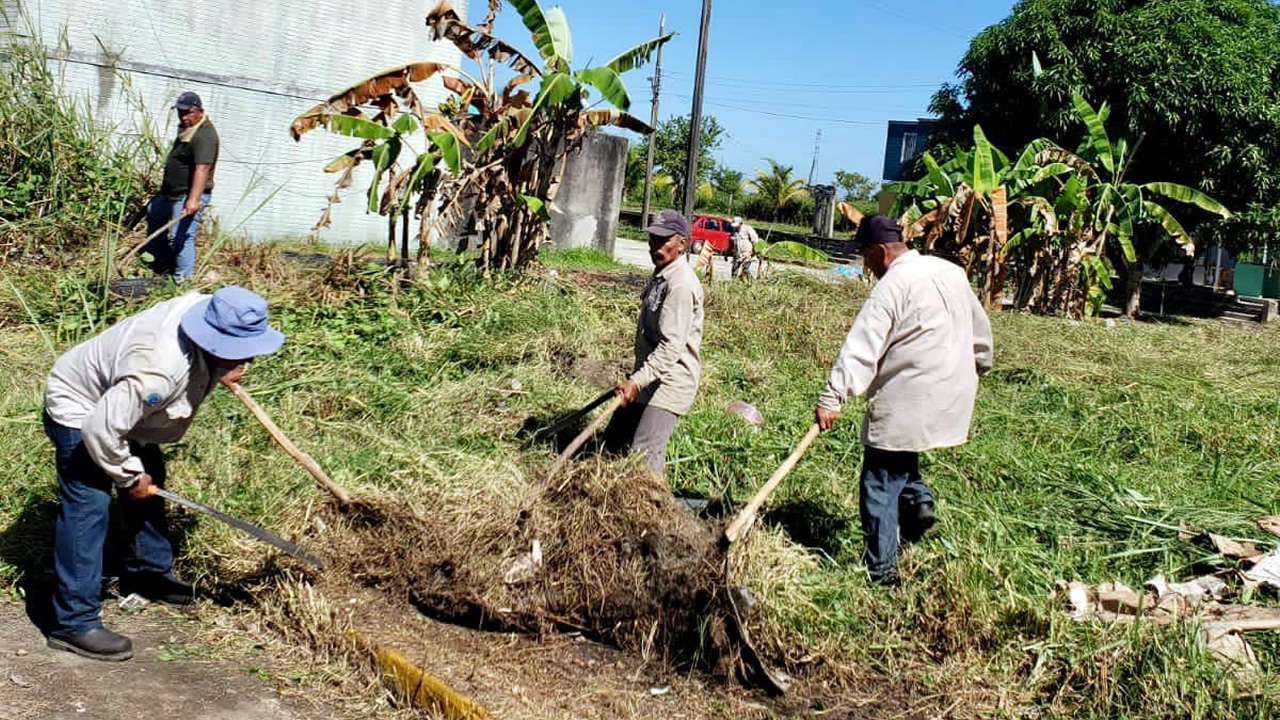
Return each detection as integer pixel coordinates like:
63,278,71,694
349,631,490,719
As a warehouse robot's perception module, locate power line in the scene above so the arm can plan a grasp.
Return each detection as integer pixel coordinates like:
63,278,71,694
661,70,941,92
665,92,888,126
666,89,930,115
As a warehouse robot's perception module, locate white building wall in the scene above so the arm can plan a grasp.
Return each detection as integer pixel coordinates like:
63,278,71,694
16,0,469,244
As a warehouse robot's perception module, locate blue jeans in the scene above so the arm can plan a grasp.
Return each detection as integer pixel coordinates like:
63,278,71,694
43,412,173,637
859,446,933,580
144,193,209,281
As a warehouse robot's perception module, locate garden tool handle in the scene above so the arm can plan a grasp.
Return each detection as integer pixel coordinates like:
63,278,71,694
542,388,616,439
724,423,821,545
544,396,623,487
224,380,353,505
118,215,184,269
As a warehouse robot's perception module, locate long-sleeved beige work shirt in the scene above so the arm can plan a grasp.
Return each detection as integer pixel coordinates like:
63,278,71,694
45,293,216,486
818,250,993,452
630,254,705,415
732,224,759,262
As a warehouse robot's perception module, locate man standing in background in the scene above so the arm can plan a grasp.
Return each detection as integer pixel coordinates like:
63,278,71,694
144,91,218,283
730,216,760,280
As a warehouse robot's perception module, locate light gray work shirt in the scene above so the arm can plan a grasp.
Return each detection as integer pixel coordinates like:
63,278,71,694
733,224,759,262
45,293,216,486
818,250,994,452
630,254,704,416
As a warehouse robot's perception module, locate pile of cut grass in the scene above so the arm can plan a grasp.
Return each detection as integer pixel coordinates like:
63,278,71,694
2,243,1280,718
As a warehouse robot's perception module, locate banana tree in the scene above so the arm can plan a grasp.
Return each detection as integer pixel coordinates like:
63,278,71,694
890,125,1063,307
1040,92,1232,316
291,0,672,271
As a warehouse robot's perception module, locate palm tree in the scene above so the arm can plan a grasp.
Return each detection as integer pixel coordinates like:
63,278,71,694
624,144,647,202
749,158,807,221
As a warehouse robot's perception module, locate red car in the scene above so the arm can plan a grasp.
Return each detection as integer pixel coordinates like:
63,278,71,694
691,214,735,254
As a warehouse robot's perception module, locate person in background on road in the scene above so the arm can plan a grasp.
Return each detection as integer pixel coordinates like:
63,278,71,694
143,91,219,283
730,216,760,280
42,287,284,661
606,209,705,477
814,215,993,587
691,228,716,284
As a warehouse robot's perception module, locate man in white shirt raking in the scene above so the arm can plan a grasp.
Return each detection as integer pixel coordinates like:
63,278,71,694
815,216,993,587
42,286,285,660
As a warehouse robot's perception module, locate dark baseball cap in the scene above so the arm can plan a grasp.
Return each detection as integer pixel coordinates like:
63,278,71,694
855,214,904,246
645,209,692,238
173,91,203,111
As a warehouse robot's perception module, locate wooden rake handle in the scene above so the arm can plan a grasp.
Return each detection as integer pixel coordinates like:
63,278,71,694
544,396,623,487
225,381,353,505
724,423,821,545
119,215,184,270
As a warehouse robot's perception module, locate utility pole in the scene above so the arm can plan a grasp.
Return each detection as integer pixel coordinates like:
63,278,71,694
807,129,822,186
640,14,665,228
681,0,712,219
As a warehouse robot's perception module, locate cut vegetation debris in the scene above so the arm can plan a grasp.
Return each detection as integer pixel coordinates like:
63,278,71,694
325,458,731,671
1057,516,1280,686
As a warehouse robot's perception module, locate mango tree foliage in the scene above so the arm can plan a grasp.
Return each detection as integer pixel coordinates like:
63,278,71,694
291,0,672,270
929,0,1280,249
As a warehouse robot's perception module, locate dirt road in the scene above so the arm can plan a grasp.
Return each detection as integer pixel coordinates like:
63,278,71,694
0,598,336,720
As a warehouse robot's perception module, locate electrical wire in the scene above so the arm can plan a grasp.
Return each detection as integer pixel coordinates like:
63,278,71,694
664,92,889,126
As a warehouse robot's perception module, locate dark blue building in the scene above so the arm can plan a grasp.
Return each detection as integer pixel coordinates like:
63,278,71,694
882,119,939,182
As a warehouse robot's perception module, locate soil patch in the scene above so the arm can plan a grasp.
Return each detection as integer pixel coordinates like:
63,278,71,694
0,597,347,720
276,580,802,720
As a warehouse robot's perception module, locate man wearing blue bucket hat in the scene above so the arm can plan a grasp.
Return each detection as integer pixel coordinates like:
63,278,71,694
41,287,284,661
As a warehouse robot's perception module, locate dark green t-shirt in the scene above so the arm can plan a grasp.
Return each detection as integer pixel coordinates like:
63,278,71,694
159,120,219,196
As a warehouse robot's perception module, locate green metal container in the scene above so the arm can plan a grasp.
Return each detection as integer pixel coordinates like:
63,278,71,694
1236,263,1265,297
1265,267,1280,299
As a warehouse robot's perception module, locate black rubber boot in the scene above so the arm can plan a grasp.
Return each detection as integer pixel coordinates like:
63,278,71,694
122,573,195,606
869,568,901,588
48,628,134,661
900,501,937,544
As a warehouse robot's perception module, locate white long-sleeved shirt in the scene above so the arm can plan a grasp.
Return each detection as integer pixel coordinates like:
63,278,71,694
630,254,704,415
45,293,215,486
818,251,993,452
732,224,759,262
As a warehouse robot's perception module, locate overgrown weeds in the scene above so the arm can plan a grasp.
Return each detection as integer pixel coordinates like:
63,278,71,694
3,241,1280,717
0,7,160,262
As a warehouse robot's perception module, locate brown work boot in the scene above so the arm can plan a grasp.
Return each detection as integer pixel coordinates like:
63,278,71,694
48,627,134,661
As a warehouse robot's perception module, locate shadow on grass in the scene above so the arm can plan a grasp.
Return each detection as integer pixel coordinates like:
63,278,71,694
762,499,854,559
0,488,198,635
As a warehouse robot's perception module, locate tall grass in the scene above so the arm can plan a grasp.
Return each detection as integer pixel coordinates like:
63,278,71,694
3,246,1278,717
0,6,159,260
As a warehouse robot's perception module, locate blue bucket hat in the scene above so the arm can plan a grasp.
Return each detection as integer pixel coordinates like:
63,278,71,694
180,286,285,361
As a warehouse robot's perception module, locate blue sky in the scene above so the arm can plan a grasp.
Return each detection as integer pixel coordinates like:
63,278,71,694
481,0,1018,185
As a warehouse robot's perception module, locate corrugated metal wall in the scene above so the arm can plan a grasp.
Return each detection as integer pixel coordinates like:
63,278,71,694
18,0,469,244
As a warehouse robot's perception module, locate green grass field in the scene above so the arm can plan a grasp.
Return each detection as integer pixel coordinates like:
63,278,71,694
2,244,1279,718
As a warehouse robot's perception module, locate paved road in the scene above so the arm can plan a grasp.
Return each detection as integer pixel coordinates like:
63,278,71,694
611,238,862,283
